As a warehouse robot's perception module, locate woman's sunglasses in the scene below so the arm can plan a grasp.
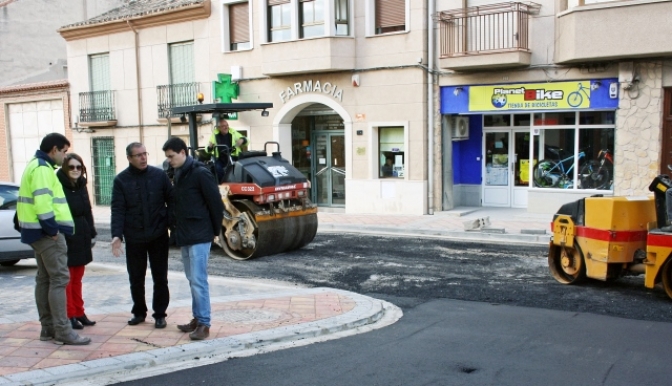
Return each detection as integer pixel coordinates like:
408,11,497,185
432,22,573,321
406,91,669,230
68,165,83,171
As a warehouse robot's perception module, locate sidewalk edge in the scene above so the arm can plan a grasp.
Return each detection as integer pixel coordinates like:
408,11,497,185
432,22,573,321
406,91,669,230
2,289,402,386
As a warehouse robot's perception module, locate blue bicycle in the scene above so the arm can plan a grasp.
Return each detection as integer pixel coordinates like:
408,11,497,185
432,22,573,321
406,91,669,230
533,148,586,188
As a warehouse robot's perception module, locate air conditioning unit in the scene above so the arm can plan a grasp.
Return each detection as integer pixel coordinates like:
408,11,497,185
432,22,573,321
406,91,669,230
452,116,469,140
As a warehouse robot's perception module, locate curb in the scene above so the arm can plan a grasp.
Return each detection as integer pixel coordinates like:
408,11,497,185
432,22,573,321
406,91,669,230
317,224,551,246
94,223,551,246
1,288,401,386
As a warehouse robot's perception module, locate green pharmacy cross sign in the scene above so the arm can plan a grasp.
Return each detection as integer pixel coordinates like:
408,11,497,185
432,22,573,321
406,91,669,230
213,73,240,120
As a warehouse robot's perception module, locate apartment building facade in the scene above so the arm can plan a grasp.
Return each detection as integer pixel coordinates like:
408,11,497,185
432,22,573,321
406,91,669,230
58,0,672,215
439,0,672,213
59,0,434,214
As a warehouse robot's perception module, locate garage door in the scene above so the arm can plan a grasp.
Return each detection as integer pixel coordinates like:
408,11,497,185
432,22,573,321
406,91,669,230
8,100,65,182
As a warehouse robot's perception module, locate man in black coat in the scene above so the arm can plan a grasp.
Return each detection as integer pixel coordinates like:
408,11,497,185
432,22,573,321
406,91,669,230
111,142,173,329
162,137,223,340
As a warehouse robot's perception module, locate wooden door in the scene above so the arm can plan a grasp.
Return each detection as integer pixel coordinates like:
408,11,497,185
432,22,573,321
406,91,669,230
661,88,672,172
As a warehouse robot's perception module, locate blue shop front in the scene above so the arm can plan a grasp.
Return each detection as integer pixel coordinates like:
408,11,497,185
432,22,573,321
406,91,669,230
441,79,620,212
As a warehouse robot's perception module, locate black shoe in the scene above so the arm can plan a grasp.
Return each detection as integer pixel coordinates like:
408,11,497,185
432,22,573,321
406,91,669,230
128,315,146,325
155,317,167,329
76,314,96,326
70,317,84,330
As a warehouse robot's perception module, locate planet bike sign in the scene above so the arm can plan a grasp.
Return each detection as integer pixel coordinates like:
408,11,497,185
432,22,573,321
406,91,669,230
470,81,592,111
440,79,618,115
279,80,343,103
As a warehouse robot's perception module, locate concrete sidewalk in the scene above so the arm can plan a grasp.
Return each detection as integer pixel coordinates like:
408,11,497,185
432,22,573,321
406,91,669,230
92,206,553,246
0,263,400,386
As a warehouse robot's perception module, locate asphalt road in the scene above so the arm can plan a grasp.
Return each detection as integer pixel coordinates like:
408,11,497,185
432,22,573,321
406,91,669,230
117,297,672,386
93,232,672,323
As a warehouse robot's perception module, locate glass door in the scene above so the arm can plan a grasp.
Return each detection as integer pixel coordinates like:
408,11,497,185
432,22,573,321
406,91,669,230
312,132,345,206
483,131,511,207
483,129,538,208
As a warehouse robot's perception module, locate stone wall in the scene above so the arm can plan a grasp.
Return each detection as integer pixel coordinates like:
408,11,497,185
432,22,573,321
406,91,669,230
614,61,663,196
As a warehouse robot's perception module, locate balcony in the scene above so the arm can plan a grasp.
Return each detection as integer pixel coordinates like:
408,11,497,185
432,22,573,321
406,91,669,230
156,82,200,122
555,0,672,63
438,2,540,71
261,37,355,76
78,91,116,127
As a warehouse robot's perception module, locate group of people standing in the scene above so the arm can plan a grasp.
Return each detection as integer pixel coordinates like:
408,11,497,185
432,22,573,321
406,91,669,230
18,129,229,345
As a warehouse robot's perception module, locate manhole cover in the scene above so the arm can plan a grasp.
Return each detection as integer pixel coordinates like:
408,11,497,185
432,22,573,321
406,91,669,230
213,309,287,324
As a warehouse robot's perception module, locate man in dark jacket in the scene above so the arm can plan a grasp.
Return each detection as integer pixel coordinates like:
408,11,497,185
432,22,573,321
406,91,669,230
111,142,173,329
162,137,223,340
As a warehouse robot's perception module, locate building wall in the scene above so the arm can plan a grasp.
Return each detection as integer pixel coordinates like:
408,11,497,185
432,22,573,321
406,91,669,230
0,0,125,86
614,61,664,197
0,84,72,182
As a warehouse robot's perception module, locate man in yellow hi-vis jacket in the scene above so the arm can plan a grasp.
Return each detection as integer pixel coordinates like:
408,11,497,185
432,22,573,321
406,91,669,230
206,113,247,183
17,133,90,345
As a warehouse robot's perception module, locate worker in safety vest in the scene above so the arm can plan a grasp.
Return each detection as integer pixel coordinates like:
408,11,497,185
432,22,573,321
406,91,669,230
17,133,91,346
206,113,247,183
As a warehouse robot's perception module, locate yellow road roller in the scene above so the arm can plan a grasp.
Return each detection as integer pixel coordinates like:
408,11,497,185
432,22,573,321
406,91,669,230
549,174,672,299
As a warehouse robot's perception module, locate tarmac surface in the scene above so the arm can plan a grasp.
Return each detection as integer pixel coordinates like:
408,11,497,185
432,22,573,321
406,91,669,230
0,206,553,385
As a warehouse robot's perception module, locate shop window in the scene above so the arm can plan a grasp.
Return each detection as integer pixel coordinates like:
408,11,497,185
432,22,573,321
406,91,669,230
533,112,615,190
300,0,324,38
534,112,575,125
579,111,615,125
513,114,531,126
484,114,511,127
379,127,405,178
228,2,251,51
268,0,292,42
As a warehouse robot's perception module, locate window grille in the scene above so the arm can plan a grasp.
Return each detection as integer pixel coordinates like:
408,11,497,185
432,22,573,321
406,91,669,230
91,137,115,206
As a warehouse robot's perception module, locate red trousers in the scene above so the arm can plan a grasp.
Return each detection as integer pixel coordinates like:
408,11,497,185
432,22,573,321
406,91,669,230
66,265,86,318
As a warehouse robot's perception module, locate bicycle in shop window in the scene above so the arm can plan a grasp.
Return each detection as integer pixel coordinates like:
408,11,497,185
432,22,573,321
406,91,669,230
533,147,612,189
577,148,613,190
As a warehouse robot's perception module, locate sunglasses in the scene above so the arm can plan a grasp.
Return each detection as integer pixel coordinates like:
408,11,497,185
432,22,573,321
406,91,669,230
68,165,83,171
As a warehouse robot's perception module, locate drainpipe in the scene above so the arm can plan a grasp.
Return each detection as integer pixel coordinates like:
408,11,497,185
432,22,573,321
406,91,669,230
127,21,144,143
427,0,435,215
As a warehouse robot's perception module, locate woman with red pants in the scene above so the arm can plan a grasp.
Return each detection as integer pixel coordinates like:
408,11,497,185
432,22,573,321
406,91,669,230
57,153,97,329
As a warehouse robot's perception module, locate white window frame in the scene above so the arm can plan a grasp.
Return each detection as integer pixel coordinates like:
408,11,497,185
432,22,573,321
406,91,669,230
368,121,409,180
364,0,410,37
259,0,353,44
221,0,254,53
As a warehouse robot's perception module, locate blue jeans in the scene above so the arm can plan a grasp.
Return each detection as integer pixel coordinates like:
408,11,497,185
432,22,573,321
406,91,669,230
181,242,211,327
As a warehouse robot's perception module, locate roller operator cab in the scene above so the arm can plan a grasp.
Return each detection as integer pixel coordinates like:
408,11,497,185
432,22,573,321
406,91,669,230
548,174,672,299
169,103,318,260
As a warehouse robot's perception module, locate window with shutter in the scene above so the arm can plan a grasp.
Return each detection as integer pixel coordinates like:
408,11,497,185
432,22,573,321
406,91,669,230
229,2,250,50
169,42,195,85
268,0,291,42
89,54,110,92
300,0,324,39
375,0,405,34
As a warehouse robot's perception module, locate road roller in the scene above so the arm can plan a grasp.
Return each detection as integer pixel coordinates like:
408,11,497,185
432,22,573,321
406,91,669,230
170,102,318,260
548,174,672,299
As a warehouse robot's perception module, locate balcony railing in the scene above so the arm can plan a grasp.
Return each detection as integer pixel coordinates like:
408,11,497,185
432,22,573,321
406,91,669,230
79,90,116,123
438,2,540,58
157,82,200,119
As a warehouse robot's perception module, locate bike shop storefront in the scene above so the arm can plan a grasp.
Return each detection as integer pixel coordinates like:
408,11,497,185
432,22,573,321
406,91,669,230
441,78,619,212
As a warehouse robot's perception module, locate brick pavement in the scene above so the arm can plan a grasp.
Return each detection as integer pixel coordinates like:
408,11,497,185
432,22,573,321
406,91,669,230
0,263,398,385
